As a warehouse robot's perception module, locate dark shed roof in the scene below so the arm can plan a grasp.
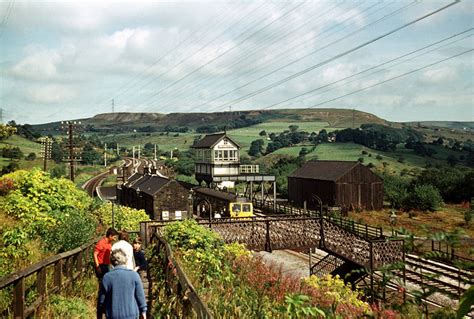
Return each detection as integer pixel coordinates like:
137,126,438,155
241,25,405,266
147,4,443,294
123,173,143,186
193,187,237,202
124,173,174,196
138,176,170,196
288,161,360,181
191,132,241,149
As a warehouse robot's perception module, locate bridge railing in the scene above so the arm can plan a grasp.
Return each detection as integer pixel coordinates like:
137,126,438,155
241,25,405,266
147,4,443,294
252,199,383,240
149,233,213,318
0,238,97,319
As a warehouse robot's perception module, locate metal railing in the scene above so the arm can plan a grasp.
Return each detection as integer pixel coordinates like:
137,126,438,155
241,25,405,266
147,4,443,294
252,199,384,240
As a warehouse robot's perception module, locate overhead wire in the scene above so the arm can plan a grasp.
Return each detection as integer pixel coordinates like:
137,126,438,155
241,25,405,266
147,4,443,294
259,28,474,110
199,1,460,112
180,0,397,113
305,48,473,109
138,1,307,111
125,0,272,107
156,0,356,111
90,1,247,109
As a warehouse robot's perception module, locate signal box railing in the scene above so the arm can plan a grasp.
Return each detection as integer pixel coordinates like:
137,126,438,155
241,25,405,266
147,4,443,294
0,238,97,319
149,233,213,318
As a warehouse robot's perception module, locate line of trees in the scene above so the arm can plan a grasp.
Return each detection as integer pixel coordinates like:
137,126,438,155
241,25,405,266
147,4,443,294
384,166,473,211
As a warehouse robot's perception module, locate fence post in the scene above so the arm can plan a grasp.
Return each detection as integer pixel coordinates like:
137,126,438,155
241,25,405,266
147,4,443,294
37,267,47,299
13,277,25,319
54,259,63,289
369,241,374,302
77,250,83,272
265,220,272,252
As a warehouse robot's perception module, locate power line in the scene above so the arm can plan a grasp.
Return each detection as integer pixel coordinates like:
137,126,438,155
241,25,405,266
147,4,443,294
200,1,460,112
139,1,307,111
0,0,14,38
306,48,473,109
156,0,354,111
91,1,245,109
186,0,403,113
259,28,473,110
127,1,270,108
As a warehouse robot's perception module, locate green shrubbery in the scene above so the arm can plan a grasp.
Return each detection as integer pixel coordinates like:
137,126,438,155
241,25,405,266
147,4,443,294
93,201,150,231
0,169,97,276
152,220,392,318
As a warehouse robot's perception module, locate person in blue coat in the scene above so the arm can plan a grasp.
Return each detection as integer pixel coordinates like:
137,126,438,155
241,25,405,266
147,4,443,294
98,248,147,319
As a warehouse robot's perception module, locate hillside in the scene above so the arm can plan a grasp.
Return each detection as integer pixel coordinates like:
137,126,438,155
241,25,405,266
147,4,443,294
32,108,389,133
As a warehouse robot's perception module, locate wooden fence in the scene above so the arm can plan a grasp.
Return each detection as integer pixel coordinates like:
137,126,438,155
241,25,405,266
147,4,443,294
0,238,97,319
149,234,213,318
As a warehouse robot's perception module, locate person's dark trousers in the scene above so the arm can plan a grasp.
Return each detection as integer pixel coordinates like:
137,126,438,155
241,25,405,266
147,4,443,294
96,264,109,319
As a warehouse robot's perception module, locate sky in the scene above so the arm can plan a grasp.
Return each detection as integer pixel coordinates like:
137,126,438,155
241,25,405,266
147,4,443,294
0,0,473,125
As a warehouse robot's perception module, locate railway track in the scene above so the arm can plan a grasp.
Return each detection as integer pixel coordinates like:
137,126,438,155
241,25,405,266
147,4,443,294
81,170,109,198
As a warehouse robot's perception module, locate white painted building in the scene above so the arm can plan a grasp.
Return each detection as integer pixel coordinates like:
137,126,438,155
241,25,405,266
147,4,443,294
191,132,241,185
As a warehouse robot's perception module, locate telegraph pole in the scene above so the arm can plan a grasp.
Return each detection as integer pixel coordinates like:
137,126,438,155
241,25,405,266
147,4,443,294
154,144,157,161
104,143,107,167
112,99,115,113
61,121,81,182
40,137,52,171
132,146,135,166
138,145,140,159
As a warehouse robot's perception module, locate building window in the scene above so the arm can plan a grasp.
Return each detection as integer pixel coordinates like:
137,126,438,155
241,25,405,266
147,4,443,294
223,139,228,144
224,150,228,160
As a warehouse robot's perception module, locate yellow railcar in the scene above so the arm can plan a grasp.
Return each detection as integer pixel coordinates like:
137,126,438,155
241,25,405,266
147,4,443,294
229,202,254,218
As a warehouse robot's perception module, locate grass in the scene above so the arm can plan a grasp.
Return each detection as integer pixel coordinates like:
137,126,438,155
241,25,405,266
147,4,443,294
40,272,98,318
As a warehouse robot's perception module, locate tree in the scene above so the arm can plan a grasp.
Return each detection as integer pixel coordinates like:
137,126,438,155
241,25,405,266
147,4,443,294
299,147,309,157
0,124,16,140
289,125,299,132
259,130,267,136
81,143,101,165
447,154,458,167
51,141,64,163
404,184,443,211
2,146,23,160
248,139,265,157
25,152,36,161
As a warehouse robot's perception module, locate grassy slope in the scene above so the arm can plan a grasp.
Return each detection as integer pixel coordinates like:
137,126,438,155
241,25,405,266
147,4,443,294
0,135,44,168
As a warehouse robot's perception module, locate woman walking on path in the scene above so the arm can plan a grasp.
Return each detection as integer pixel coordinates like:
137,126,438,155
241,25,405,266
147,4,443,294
98,249,147,319
112,231,135,270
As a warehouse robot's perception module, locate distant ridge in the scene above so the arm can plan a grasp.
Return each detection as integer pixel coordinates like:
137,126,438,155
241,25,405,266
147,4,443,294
33,108,390,132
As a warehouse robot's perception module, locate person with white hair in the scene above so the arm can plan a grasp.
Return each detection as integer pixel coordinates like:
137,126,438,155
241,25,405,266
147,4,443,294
98,249,147,319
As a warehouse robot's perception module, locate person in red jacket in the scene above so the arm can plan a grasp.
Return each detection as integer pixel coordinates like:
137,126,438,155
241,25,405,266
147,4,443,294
93,228,119,280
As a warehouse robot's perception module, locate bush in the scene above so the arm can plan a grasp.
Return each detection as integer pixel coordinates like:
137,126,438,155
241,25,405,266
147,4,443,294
94,202,150,231
26,152,36,161
383,174,409,209
404,184,443,211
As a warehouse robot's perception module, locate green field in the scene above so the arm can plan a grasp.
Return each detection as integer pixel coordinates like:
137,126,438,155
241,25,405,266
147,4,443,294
95,121,334,153
270,142,452,175
228,121,333,151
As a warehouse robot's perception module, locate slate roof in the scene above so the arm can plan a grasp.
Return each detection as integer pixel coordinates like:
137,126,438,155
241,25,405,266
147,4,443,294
288,160,360,181
193,187,238,202
191,132,241,149
124,173,171,196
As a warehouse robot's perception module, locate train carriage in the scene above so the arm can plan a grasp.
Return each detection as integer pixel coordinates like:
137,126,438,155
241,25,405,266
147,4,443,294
193,187,254,218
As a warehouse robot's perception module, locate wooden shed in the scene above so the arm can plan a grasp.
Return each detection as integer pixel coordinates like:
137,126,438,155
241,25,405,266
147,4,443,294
288,161,383,211
118,173,192,220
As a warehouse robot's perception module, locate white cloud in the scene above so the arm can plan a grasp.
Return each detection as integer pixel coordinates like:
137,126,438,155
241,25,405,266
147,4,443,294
11,49,61,81
25,84,77,104
421,66,457,83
